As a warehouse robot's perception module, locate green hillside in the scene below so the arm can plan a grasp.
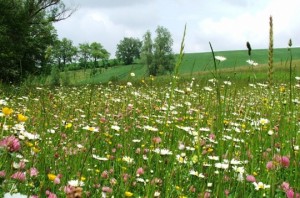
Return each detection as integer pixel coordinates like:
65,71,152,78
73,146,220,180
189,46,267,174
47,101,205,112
43,47,300,85
179,48,300,74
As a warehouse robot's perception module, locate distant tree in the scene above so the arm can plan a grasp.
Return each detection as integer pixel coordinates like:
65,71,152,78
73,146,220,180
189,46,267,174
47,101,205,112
0,0,74,83
51,38,77,71
90,42,110,67
78,43,91,70
140,30,153,73
150,26,175,76
115,37,142,65
89,42,109,76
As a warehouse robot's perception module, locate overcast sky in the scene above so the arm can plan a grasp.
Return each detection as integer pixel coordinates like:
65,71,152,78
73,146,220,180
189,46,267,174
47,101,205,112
54,0,300,58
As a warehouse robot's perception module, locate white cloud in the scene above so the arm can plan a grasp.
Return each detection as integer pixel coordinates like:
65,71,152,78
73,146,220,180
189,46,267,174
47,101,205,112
54,0,300,58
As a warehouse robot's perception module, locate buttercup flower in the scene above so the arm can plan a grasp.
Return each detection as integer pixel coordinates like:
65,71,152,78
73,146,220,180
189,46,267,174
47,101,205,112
17,114,28,122
2,107,13,116
48,173,57,181
125,191,133,197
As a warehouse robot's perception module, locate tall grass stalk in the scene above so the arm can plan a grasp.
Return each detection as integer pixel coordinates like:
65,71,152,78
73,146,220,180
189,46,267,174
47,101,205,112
209,42,222,128
288,38,293,108
174,24,186,76
268,16,274,87
165,24,186,123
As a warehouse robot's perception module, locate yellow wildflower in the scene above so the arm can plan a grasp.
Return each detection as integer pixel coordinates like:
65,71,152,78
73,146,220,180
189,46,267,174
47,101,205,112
125,191,133,197
241,124,246,129
48,173,57,181
2,107,13,116
65,123,72,128
32,147,40,153
223,119,230,126
80,176,86,181
25,141,34,147
17,114,28,122
192,155,198,164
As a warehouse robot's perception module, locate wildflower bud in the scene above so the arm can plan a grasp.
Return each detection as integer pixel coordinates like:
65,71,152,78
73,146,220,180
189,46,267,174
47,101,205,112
30,167,39,177
101,170,109,179
288,38,292,48
246,41,252,56
136,167,145,176
0,136,21,152
281,182,290,192
152,136,162,144
246,175,256,182
281,156,290,168
54,176,61,184
11,171,26,182
102,186,113,193
224,189,230,197
286,189,295,198
266,161,274,170
0,170,6,178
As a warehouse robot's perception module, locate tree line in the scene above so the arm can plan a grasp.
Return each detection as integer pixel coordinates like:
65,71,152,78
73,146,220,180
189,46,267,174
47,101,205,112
117,26,175,76
0,0,175,84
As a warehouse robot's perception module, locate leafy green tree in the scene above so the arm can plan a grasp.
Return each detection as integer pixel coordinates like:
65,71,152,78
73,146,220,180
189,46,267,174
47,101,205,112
115,37,142,65
90,42,110,68
150,26,175,76
78,43,91,70
141,30,153,73
52,38,77,71
0,0,73,83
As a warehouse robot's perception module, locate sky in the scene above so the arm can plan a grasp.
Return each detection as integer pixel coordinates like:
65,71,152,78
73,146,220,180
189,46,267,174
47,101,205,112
54,0,300,58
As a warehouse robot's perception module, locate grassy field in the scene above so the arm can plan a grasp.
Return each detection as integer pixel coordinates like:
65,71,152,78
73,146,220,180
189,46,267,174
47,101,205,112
179,48,300,74
57,47,300,85
1,47,300,197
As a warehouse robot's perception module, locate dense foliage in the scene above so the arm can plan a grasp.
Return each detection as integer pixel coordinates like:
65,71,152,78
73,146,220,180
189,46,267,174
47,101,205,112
115,37,142,65
141,26,175,76
0,0,73,83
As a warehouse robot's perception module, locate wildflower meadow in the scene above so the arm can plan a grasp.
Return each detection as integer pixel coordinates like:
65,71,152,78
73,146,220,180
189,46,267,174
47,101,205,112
0,68,300,197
